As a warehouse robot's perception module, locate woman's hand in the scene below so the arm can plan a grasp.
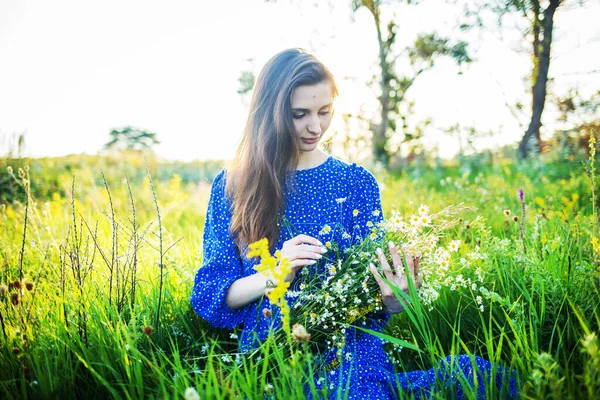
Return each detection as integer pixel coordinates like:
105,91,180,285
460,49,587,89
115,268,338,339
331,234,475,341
279,234,327,283
369,241,421,314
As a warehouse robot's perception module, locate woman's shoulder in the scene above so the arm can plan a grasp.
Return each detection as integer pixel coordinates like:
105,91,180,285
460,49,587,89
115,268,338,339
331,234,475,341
207,169,233,207
208,169,227,192
328,157,378,184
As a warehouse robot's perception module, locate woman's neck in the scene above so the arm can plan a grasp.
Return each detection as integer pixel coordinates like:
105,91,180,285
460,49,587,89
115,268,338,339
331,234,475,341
296,149,328,170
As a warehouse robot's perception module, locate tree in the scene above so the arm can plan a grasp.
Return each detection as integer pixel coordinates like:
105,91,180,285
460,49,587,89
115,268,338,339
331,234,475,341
104,126,160,152
463,0,566,159
352,0,471,165
514,0,562,158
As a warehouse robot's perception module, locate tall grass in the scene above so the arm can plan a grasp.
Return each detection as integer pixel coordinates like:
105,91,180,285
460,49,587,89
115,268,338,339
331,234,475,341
0,150,598,399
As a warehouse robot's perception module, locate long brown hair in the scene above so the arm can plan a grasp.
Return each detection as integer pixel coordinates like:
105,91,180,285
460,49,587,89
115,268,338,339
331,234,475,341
227,48,338,250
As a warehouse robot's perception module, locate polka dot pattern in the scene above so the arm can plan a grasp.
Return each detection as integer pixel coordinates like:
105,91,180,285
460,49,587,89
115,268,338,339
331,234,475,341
190,156,517,399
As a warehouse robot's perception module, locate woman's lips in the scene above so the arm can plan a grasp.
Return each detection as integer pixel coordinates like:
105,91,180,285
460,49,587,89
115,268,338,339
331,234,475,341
301,137,318,144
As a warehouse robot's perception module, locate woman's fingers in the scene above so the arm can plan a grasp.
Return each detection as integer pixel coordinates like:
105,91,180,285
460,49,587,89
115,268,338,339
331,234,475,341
369,263,392,297
280,237,327,264
295,244,328,254
376,247,395,282
290,234,322,247
406,253,415,281
290,259,317,268
388,241,403,275
413,257,422,287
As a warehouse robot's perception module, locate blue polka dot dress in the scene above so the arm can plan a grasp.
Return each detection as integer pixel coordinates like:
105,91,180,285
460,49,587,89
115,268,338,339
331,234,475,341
190,156,517,399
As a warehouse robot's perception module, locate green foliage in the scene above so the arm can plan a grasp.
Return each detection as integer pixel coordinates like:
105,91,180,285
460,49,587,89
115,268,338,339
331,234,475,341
0,153,599,399
105,126,160,152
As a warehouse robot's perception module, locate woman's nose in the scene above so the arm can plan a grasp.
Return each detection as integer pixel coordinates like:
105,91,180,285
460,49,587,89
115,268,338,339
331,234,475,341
307,117,322,134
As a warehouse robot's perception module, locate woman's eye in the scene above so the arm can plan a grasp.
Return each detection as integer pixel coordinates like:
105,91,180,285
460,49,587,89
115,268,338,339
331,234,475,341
319,110,330,116
292,113,305,119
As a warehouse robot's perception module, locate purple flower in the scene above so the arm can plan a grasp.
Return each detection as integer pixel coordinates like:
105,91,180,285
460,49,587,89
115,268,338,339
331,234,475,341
518,188,524,202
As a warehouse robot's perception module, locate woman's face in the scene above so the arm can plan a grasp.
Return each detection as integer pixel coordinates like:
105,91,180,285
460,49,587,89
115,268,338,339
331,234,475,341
290,82,334,153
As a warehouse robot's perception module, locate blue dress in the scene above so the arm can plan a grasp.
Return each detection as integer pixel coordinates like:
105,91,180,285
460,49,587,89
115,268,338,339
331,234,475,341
190,156,517,399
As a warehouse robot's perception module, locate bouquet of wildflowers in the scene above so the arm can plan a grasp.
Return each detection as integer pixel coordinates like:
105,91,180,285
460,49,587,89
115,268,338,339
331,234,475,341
250,204,488,351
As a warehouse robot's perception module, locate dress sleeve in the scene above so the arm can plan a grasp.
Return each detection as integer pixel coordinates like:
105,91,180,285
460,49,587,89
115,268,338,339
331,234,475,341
349,164,385,241
190,170,249,329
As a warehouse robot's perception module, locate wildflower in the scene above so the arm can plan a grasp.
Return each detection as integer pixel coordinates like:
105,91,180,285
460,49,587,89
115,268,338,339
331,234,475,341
420,215,431,225
518,188,524,202
264,383,275,395
247,238,271,260
320,225,332,235
250,239,292,330
342,232,351,239
336,197,347,204
7,166,13,174
201,344,209,355
184,387,201,400
372,209,381,216
369,232,377,240
366,221,373,227
125,343,131,351
25,282,34,291
292,323,311,343
503,210,511,216
229,333,238,339
353,209,359,217
143,326,153,335
325,241,331,248
448,240,461,253
10,293,20,305
418,204,429,215
12,280,23,290
513,216,519,222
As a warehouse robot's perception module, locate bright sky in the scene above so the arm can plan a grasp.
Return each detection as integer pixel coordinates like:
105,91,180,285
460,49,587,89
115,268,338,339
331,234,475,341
0,0,598,161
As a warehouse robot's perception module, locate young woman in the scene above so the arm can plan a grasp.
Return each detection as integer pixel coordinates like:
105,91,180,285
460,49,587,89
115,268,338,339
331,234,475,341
191,48,516,399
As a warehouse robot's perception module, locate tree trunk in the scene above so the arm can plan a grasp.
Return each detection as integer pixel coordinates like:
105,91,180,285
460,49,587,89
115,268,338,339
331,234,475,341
518,0,561,159
367,3,391,165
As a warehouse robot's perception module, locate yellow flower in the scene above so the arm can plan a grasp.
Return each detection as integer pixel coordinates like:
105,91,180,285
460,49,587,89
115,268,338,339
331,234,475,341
372,209,381,216
369,232,377,240
325,241,332,248
320,225,332,235
366,221,373,227
247,238,270,259
503,210,511,216
591,237,600,255
248,238,293,333
353,209,359,217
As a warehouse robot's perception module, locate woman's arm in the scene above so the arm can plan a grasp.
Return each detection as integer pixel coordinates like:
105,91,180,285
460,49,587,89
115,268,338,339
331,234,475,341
226,234,326,309
225,272,271,309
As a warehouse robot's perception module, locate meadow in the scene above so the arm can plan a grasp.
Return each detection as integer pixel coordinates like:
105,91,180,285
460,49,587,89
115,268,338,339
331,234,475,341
0,148,599,399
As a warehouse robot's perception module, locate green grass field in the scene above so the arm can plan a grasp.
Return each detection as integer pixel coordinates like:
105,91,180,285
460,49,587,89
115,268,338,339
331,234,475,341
0,151,599,399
